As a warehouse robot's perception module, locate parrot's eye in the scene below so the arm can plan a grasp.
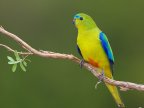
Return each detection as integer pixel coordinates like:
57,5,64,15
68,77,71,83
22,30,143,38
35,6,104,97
80,17,83,20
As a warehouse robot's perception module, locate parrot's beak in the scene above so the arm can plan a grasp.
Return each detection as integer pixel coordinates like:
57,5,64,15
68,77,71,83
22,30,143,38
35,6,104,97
72,19,76,24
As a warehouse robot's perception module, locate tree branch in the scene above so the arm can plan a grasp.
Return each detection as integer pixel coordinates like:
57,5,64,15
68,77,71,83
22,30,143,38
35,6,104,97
0,26,144,91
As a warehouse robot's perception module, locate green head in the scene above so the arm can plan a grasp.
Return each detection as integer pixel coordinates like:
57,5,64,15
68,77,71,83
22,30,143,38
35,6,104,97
73,13,97,31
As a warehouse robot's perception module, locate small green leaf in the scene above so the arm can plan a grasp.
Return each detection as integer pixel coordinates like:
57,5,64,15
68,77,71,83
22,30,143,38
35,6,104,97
8,61,15,64
14,51,21,61
12,64,17,72
25,59,31,62
7,56,15,61
20,62,26,72
23,61,27,67
8,60,21,64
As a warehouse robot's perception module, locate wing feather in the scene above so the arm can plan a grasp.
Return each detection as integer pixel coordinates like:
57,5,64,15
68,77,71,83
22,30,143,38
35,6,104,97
99,32,114,73
77,45,83,58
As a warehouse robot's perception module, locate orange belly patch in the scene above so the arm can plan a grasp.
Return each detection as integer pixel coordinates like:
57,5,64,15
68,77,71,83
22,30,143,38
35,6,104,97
88,58,99,67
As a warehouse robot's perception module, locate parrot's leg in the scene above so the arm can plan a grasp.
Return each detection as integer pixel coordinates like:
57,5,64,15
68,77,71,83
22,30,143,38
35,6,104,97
80,59,85,68
95,69,105,89
98,69,105,81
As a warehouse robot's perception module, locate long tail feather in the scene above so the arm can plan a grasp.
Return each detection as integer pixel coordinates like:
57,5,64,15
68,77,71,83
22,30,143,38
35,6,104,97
105,83,125,107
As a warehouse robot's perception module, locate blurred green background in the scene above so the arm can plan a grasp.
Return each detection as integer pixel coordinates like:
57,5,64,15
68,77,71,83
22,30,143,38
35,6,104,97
0,0,144,108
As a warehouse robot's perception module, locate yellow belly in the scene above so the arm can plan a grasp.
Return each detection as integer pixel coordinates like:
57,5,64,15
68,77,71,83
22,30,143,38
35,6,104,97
77,29,110,69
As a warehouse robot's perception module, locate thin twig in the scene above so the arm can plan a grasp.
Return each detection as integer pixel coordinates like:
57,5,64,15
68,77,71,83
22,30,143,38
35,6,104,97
0,26,144,91
0,44,33,55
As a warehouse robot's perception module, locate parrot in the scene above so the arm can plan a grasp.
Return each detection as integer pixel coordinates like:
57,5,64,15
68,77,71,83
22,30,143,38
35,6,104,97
73,13,125,107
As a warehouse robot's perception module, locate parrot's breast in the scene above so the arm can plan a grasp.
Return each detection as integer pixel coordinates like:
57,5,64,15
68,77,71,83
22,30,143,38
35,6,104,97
77,29,109,68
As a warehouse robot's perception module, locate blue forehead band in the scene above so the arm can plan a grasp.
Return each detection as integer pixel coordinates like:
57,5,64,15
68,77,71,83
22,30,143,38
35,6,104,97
74,15,80,19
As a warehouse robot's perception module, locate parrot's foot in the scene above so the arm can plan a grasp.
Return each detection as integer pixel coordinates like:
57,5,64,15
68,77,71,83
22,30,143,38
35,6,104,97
95,70,105,89
80,59,85,68
98,69,105,81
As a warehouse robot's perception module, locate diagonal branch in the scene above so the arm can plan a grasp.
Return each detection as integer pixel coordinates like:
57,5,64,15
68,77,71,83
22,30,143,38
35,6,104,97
0,26,144,91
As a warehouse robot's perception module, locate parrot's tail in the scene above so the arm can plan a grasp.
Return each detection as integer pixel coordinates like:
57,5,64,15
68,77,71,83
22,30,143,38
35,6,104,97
105,83,125,107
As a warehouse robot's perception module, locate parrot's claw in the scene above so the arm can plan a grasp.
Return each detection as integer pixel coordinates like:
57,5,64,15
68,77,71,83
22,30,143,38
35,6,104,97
95,69,105,89
98,69,105,81
80,59,85,68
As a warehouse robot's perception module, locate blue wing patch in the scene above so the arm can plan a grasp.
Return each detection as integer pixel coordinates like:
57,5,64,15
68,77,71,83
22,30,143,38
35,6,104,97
99,32,114,73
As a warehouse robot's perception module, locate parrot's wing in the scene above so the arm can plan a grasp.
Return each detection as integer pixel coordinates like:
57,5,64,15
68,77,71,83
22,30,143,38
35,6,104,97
77,45,83,58
99,32,114,72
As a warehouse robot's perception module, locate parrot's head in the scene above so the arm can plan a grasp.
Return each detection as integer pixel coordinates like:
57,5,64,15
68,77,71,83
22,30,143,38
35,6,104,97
73,13,96,30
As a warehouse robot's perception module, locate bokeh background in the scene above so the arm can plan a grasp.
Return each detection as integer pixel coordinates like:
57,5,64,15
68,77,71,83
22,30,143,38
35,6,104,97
0,0,144,108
